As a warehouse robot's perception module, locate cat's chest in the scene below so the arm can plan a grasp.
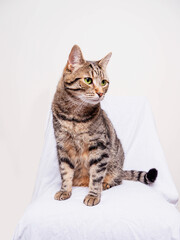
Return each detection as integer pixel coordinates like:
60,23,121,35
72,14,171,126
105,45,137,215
60,118,90,133
60,121,90,159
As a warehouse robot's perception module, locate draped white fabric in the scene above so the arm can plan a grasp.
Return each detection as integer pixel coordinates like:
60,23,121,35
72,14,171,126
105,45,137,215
13,96,180,240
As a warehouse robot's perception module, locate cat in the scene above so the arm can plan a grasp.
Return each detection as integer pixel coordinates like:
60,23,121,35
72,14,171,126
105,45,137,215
52,45,158,206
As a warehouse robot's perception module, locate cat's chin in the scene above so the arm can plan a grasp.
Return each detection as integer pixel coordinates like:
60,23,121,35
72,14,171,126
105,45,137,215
87,99,100,105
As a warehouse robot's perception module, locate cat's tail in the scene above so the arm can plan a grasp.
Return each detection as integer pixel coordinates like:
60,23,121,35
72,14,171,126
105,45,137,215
121,168,158,185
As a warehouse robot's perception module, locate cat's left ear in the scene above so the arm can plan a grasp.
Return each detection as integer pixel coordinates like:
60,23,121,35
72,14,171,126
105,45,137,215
67,45,85,72
98,52,112,70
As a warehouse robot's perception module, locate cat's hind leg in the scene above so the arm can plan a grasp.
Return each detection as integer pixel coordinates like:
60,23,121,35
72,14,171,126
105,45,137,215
102,172,122,190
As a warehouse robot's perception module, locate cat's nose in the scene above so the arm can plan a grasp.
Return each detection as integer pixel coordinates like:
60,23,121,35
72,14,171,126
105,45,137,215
97,92,103,98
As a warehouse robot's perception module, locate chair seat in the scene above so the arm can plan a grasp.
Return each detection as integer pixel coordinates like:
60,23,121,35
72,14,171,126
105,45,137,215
13,182,180,240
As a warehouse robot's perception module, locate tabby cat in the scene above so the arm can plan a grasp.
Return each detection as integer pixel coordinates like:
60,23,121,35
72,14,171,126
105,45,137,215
52,45,158,206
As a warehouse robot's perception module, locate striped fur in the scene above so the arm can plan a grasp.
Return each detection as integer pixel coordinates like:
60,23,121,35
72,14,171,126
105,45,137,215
52,45,158,206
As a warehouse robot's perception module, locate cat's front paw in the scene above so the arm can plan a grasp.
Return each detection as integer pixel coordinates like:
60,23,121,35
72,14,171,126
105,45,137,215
54,191,71,201
83,194,100,206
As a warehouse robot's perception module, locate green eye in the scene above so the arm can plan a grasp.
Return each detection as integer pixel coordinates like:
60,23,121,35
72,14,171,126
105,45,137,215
101,80,107,86
84,77,92,84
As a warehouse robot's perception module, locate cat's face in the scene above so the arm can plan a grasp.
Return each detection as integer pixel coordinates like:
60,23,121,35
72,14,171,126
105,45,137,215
62,45,112,105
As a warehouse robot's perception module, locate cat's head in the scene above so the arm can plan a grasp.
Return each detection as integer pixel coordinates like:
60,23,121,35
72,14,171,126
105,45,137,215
62,45,112,105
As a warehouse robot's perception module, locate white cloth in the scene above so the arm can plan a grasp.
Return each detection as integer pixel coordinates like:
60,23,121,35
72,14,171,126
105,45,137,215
13,96,180,240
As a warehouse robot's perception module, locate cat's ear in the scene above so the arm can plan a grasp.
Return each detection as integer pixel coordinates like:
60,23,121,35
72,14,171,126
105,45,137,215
67,45,85,71
98,52,112,70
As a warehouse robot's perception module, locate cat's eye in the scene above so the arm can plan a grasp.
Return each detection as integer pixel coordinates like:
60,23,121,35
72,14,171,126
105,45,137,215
101,80,107,86
84,77,93,84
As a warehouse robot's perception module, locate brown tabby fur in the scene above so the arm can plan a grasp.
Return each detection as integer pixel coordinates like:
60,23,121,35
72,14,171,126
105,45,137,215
52,45,158,206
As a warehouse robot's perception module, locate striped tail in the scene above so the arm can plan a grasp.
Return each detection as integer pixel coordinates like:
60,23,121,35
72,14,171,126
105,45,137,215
122,168,158,185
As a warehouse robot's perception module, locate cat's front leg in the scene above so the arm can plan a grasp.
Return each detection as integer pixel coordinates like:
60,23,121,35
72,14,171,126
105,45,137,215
54,151,74,201
84,152,109,206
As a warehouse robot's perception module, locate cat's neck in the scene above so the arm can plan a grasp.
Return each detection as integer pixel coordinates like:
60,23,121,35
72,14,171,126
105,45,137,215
54,86,101,120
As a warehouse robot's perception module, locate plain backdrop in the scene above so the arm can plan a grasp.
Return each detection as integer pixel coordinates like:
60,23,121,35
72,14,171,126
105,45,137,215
0,0,180,239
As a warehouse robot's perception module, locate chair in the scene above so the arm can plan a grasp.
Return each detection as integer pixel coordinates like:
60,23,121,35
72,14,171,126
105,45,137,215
13,96,180,240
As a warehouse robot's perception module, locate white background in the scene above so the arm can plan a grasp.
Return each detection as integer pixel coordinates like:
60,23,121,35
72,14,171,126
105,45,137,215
0,0,180,239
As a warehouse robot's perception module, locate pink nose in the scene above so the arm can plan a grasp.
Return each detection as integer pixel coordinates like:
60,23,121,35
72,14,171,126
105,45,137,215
97,92,103,97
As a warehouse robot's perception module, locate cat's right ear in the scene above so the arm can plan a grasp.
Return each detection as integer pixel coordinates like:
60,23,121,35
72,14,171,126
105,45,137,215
67,45,85,72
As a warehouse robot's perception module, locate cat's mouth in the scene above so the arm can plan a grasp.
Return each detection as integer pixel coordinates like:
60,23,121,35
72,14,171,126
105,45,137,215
80,95,104,104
